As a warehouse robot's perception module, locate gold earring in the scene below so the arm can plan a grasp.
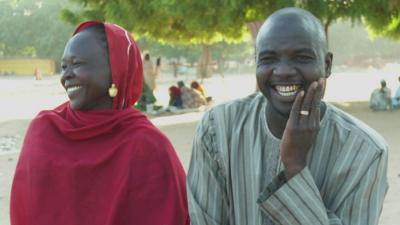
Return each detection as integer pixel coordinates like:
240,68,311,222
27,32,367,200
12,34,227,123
108,83,118,97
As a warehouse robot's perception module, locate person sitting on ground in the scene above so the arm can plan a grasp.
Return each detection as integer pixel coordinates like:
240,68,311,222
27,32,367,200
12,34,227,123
168,85,183,108
190,81,212,102
369,79,392,111
137,80,158,112
178,81,206,109
11,21,189,225
187,8,388,225
392,76,400,109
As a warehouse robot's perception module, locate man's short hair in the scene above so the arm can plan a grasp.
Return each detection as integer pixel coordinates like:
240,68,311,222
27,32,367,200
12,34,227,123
256,7,328,54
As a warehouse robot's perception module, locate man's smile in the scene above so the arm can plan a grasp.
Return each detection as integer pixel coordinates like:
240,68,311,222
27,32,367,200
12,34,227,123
274,84,301,97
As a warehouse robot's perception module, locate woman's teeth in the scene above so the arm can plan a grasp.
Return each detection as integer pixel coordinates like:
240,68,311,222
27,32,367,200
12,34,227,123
67,86,82,94
275,85,300,97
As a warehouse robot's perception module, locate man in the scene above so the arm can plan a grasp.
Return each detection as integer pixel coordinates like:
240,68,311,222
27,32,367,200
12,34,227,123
392,76,400,109
187,8,388,225
369,80,392,111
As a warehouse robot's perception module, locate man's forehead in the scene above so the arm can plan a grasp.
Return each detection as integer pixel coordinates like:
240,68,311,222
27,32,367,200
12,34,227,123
257,25,318,52
256,11,325,53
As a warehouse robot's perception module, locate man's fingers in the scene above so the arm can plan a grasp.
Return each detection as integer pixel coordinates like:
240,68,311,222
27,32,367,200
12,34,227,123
289,90,304,122
310,78,325,114
309,79,323,124
300,81,318,120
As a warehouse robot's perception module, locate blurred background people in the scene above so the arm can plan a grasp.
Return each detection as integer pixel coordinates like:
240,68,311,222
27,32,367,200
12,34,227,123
369,79,392,111
392,76,400,109
178,81,206,109
190,81,212,102
168,85,183,109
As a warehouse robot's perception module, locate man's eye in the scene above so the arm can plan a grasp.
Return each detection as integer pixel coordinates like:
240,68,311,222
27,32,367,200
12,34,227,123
61,64,67,70
259,57,277,64
295,55,313,62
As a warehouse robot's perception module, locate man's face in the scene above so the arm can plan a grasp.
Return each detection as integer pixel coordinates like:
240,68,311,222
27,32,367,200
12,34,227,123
256,21,332,116
60,30,112,111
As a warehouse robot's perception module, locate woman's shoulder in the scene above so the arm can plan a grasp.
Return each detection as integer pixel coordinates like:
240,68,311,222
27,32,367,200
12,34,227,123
125,121,174,154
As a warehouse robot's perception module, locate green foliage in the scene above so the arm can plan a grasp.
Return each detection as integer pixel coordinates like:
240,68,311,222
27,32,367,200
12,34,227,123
0,0,75,61
363,0,400,40
329,21,400,64
210,41,253,62
136,38,253,65
61,0,251,44
62,0,400,44
136,38,202,64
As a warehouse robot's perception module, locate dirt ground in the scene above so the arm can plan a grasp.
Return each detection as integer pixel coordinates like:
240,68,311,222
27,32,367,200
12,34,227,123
0,102,399,225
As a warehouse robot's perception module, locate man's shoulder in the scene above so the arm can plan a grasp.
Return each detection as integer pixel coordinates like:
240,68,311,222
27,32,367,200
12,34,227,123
326,103,387,153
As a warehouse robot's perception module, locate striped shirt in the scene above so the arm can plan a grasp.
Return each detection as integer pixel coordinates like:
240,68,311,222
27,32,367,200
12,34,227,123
187,93,388,225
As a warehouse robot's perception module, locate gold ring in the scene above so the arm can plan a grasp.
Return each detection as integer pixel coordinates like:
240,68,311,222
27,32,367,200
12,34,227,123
300,110,309,116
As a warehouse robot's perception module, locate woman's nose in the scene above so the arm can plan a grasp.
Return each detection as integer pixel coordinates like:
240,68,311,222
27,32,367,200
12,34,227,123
60,65,75,85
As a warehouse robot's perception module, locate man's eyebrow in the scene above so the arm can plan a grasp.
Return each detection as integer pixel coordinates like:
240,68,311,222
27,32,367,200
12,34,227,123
293,48,316,54
258,49,276,56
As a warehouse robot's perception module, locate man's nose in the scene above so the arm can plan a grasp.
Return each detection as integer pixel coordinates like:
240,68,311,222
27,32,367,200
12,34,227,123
273,60,296,77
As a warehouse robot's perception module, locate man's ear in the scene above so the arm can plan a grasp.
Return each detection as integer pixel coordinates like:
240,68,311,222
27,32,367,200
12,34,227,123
325,52,333,78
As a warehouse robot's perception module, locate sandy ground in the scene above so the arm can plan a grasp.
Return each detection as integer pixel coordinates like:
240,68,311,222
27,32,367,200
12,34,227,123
0,68,399,224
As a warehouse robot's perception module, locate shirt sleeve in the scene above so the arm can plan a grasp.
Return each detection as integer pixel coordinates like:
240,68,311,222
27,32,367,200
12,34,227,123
187,111,230,225
257,148,388,225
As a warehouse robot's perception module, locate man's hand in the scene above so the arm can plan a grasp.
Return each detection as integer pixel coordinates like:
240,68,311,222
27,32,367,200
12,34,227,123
280,78,325,179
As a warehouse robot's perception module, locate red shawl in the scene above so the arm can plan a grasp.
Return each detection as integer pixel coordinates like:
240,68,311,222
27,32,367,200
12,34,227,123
11,21,189,225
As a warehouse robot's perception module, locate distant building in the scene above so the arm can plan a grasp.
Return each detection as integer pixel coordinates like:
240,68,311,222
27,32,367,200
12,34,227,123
0,59,55,76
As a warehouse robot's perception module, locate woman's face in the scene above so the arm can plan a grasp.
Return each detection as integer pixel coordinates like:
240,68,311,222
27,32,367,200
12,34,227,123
60,30,112,111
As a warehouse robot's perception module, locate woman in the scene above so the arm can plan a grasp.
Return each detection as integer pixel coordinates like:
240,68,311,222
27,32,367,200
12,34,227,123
190,80,212,102
190,81,205,97
143,53,156,91
178,81,206,109
11,21,189,225
168,85,183,108
138,53,157,112
154,57,162,78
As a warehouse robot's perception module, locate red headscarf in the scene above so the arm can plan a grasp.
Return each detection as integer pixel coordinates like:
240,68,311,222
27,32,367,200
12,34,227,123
11,21,189,225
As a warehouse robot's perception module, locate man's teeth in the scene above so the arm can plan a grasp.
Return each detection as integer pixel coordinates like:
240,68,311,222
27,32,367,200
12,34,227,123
67,86,82,93
275,85,300,97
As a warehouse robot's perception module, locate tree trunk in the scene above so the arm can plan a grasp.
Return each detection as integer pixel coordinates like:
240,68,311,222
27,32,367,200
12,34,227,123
246,21,264,43
198,44,211,80
324,23,329,44
324,18,332,45
217,56,225,78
